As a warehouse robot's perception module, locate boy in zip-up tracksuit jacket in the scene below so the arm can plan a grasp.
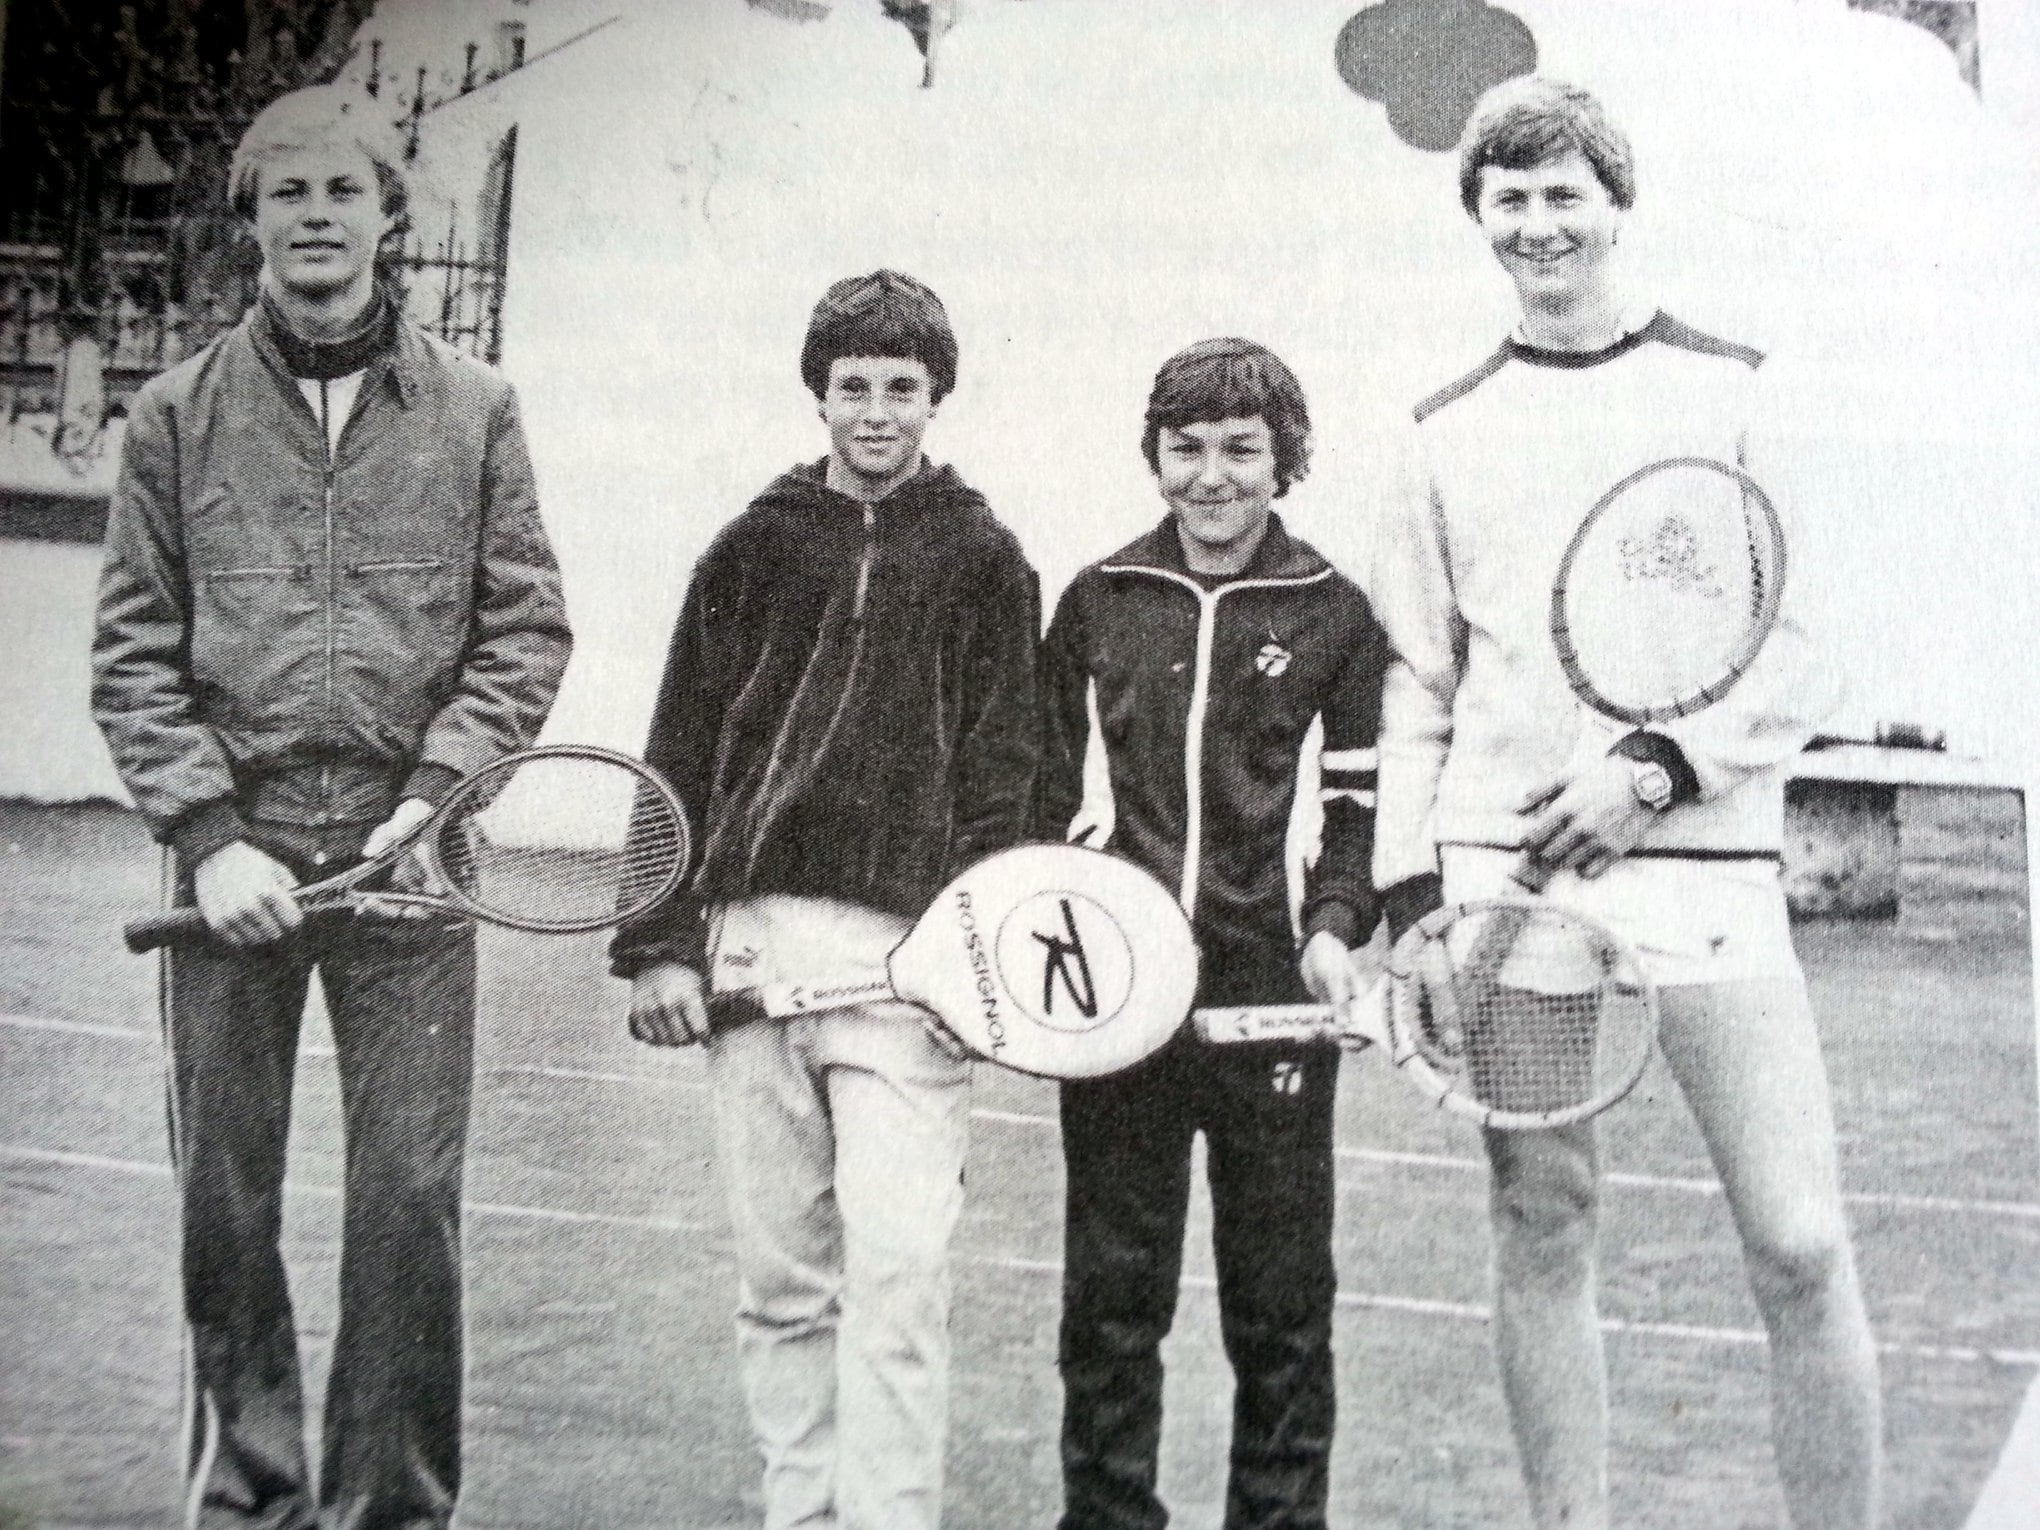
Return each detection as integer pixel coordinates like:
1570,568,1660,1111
611,271,1038,1530
1037,339,1390,1530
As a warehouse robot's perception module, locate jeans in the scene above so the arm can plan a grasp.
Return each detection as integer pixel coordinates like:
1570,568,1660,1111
163,820,475,1530
706,1003,972,1530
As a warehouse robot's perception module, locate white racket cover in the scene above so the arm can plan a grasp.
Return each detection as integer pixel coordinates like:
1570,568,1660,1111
888,843,1200,1078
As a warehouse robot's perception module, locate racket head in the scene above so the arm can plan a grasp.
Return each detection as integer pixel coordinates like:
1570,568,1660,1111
1552,456,1786,726
887,842,1198,1078
423,746,689,933
1383,897,1656,1130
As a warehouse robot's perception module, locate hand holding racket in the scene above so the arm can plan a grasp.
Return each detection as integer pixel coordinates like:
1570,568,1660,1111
1517,455,1786,884
629,959,712,1048
1196,899,1657,1131
125,746,690,952
1457,456,1788,993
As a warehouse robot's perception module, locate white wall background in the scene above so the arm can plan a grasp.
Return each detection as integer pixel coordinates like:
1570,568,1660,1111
8,0,2038,798
496,0,2040,774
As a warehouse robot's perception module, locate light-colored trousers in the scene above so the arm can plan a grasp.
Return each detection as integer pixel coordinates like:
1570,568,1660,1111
706,1004,972,1530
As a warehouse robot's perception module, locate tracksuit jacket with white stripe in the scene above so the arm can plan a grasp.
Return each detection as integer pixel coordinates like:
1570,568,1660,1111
1036,514,1388,1007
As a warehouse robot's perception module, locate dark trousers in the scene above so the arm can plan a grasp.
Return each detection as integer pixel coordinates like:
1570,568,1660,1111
163,821,476,1530
1057,1032,1340,1530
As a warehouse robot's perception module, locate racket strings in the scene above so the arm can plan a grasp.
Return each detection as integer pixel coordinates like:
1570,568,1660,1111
435,756,688,929
1557,459,1783,723
1408,905,1653,1118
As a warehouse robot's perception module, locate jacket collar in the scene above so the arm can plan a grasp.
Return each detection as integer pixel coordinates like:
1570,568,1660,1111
244,288,420,407
776,456,964,514
1101,512,1329,585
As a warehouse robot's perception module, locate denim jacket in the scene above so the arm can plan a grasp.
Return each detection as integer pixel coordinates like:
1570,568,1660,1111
92,305,572,862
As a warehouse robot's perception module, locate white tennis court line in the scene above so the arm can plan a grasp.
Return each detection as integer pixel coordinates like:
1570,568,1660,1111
4,1138,2035,1370
966,1254,2040,1369
972,1106,2040,1223
10,1011,2040,1224
0,1142,725,1237
2,1012,151,1043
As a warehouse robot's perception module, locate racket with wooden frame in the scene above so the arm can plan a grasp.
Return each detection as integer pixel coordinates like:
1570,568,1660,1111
124,745,690,952
1460,455,1789,983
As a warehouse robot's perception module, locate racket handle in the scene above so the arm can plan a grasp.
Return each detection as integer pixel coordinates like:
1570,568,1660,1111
1194,1003,1334,1043
125,907,211,953
1195,979,1390,1048
756,976,896,1019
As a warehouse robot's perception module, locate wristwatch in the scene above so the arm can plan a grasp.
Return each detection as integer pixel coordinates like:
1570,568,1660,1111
1629,759,1676,813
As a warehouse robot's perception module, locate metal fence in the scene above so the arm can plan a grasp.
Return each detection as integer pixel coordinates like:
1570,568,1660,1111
1,55,517,424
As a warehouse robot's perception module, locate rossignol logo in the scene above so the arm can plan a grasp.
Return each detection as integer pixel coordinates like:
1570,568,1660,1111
995,889,1135,1034
1031,897,1097,1018
953,889,1008,1056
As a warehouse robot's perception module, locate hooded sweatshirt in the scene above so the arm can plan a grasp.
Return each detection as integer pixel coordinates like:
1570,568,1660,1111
610,459,1040,976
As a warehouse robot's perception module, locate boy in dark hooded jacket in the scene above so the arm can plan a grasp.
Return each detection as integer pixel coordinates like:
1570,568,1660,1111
611,271,1039,1530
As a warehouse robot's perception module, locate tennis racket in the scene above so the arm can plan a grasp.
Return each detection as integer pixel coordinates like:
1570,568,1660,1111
719,842,1201,1079
1195,898,1657,1131
124,745,689,952
1460,455,1788,986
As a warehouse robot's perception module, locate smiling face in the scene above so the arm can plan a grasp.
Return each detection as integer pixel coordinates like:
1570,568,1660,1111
250,140,393,309
1474,150,1623,313
1155,416,1279,575
821,356,937,499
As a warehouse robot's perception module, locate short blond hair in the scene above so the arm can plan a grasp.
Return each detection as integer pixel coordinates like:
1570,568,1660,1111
228,84,409,223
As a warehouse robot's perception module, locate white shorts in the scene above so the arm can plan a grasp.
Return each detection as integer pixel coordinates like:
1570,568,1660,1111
1440,845,1801,988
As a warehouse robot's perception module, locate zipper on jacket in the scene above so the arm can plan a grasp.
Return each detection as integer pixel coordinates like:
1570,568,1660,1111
319,377,338,824
852,504,875,621
1180,588,1218,917
1098,561,1337,922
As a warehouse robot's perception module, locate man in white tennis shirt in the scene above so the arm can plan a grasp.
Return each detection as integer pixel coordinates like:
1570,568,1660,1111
1371,77,1881,1530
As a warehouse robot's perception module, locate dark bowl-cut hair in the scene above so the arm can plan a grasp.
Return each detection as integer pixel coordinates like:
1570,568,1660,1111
1141,338,1311,498
800,269,959,404
1458,76,1636,217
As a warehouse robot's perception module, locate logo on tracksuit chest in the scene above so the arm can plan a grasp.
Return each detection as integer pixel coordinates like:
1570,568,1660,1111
1254,633,1292,677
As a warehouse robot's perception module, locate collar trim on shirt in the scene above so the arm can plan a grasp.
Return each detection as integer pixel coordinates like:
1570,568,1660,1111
1415,309,1762,424
1096,513,1332,587
1504,309,1661,370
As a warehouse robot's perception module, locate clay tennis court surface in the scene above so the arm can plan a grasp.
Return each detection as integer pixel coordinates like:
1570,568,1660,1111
3,802,2035,1528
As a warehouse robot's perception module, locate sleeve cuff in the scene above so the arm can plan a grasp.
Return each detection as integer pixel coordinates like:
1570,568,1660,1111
1383,873,1444,944
166,798,251,869
1301,899,1368,950
401,761,464,808
1609,731,1703,806
608,898,709,980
